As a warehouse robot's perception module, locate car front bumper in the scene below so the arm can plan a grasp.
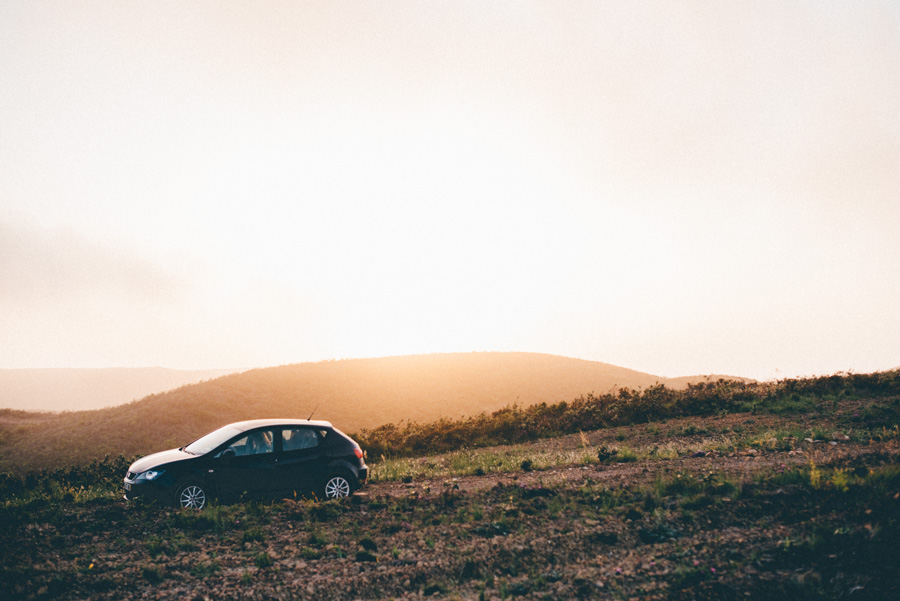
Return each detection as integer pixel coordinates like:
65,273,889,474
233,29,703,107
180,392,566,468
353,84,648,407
123,478,172,506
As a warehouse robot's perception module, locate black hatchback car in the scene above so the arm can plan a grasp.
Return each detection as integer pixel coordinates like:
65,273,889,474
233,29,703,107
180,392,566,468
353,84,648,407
123,419,368,509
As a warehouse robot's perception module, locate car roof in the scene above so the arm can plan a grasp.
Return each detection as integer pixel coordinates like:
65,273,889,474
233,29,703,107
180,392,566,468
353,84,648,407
228,418,333,432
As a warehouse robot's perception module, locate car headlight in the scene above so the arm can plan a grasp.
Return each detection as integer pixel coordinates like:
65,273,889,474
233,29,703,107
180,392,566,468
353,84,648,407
143,470,164,481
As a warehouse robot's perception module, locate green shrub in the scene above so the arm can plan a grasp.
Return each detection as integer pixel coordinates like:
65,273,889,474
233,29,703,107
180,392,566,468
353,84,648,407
254,553,272,568
142,565,165,583
352,370,900,463
597,445,618,463
191,560,220,578
617,447,639,463
241,527,264,544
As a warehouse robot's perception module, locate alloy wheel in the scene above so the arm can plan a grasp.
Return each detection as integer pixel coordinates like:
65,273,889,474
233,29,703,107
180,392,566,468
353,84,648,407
179,485,206,509
324,476,351,499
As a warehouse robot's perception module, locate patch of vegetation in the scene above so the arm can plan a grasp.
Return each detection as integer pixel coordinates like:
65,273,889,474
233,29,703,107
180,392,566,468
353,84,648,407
356,370,900,461
2,371,900,600
141,564,165,583
2,447,899,600
191,560,220,578
241,527,264,544
253,552,272,569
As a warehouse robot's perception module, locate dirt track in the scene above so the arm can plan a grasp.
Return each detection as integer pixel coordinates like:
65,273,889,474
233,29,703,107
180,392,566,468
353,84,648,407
376,451,799,497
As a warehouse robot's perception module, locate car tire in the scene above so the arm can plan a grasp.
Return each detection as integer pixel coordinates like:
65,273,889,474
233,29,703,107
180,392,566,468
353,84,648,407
175,481,208,509
322,470,356,500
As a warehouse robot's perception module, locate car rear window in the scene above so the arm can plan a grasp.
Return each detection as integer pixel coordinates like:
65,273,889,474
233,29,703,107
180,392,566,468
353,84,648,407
282,428,319,451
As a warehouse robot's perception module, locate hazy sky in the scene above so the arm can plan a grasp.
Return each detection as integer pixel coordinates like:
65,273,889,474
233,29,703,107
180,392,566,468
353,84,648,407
2,2,899,380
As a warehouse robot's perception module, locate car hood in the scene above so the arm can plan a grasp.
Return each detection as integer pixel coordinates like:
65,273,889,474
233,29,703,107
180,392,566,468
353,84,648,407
129,448,194,473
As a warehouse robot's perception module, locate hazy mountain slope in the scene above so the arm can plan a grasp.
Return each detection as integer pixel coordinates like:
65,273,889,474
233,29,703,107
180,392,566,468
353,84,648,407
0,353,750,473
0,368,243,412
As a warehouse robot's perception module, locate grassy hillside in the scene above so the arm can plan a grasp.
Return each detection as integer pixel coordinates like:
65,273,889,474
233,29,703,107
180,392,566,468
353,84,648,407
2,372,898,600
355,368,900,459
0,352,747,473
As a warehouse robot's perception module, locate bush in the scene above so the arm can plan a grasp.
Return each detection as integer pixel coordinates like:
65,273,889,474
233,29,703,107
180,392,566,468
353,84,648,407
597,446,618,463
353,370,900,463
254,553,272,568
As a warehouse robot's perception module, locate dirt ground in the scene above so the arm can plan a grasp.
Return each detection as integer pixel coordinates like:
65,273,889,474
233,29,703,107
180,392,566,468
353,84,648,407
3,403,899,601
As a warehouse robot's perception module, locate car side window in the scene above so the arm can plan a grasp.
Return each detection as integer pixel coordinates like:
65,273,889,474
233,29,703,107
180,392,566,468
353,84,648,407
282,428,319,452
228,430,274,456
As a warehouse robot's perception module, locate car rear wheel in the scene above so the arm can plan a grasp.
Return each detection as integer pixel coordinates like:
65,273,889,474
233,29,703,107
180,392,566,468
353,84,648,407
175,482,207,509
323,471,355,499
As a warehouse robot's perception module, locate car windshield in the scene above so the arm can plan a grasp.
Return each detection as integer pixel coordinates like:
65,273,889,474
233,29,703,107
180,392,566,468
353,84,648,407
183,425,243,456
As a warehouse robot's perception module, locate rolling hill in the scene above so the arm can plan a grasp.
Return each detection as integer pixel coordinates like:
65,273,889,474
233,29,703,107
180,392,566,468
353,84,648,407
0,352,751,473
0,367,244,412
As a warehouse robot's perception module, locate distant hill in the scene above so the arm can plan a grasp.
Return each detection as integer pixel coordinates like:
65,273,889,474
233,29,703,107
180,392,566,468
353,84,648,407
0,367,244,412
665,375,758,388
0,352,751,473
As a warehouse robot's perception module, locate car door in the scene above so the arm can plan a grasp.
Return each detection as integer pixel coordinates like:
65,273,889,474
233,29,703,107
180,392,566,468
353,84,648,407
275,427,327,497
210,428,278,501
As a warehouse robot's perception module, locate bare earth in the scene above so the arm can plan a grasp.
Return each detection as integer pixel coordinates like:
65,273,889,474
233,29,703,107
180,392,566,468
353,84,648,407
3,404,899,600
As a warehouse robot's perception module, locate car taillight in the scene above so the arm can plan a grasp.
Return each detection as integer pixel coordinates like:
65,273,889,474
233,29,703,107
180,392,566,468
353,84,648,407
354,448,363,459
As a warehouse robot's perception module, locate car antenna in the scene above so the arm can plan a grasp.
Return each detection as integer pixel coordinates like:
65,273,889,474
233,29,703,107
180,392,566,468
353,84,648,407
307,403,320,421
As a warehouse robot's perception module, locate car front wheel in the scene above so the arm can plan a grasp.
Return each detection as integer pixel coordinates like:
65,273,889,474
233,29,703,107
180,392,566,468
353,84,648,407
175,482,207,509
323,471,355,499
